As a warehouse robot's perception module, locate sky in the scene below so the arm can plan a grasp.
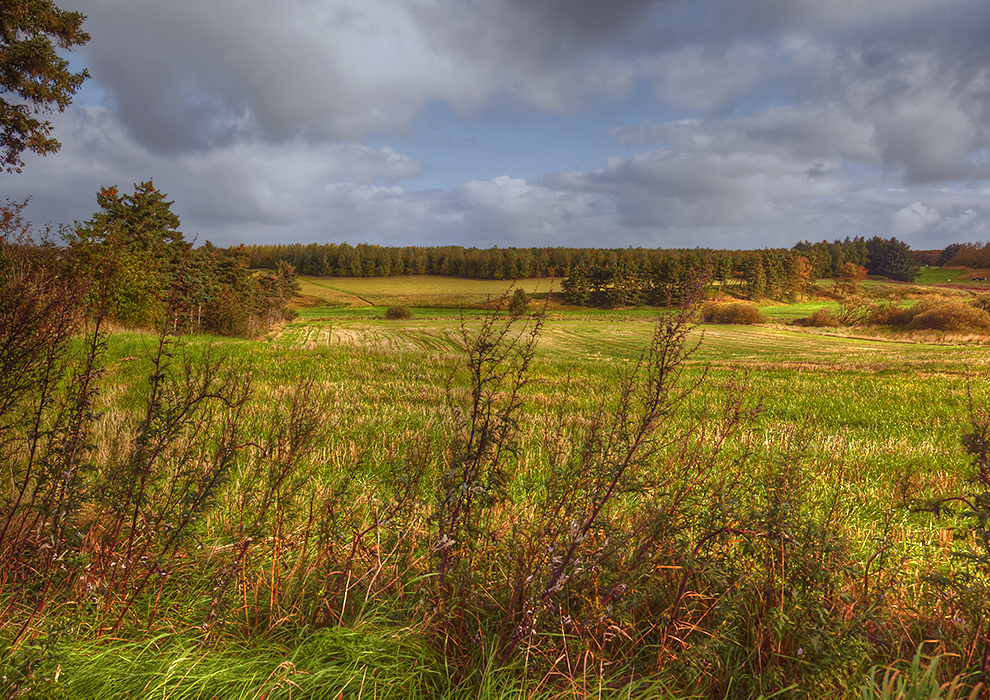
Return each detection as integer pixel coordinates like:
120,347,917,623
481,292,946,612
4,0,990,251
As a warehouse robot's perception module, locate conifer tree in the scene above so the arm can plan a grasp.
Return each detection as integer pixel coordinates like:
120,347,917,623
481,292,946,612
1,0,89,171
71,181,188,327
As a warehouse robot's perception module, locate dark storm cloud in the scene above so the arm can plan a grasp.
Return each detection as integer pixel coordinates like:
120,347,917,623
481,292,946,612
72,0,990,176
429,0,664,63
71,0,669,155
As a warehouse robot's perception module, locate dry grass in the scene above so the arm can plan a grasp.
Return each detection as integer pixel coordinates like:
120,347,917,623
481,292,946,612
296,275,561,309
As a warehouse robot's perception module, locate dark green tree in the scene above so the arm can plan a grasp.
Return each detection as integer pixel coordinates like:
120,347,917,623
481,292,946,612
741,252,767,299
938,242,965,266
1,0,89,171
865,236,920,282
507,287,529,317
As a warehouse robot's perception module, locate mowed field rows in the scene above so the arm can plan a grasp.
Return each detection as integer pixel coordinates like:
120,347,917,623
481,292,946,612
273,308,990,371
295,274,562,310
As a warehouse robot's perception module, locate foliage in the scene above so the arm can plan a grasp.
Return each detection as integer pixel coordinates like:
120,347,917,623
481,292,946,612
939,244,967,267
71,181,188,327
790,254,814,299
794,308,841,327
905,387,990,691
838,263,869,296
867,237,922,283
971,294,990,315
907,300,990,331
793,236,869,279
69,183,299,336
11,238,990,697
943,243,990,269
0,0,89,171
247,241,734,287
561,253,708,307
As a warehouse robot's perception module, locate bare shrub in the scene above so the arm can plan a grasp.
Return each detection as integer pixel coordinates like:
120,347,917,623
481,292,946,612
834,295,880,325
384,305,414,320
701,301,766,325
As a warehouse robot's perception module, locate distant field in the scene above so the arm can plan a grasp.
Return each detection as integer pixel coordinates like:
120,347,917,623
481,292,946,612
295,274,563,311
914,265,990,286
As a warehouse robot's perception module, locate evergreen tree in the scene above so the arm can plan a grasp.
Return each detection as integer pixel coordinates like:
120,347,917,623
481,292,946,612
561,264,592,305
71,181,188,327
1,0,89,171
865,236,920,282
741,252,767,299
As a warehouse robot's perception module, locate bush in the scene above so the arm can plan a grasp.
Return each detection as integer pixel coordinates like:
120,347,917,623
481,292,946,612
796,308,841,327
701,301,766,325
907,298,990,331
384,305,414,320
867,302,914,326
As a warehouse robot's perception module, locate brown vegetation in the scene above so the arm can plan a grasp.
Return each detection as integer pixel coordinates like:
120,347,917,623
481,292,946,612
701,300,767,324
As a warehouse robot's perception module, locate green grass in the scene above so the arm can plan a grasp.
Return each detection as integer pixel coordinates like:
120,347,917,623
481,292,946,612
913,266,990,286
249,311,988,567
758,300,839,321
32,626,446,700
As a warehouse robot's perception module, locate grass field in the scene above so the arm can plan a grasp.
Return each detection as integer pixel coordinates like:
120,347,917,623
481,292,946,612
9,274,990,699
270,275,990,555
914,265,990,286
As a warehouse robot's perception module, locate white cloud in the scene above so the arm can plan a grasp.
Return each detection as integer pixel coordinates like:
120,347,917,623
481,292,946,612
889,202,942,236
450,176,618,245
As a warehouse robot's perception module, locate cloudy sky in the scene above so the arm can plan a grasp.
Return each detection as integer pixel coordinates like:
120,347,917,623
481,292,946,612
4,0,990,250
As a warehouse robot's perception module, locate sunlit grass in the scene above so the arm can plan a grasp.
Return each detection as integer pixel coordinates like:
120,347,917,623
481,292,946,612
12,289,990,699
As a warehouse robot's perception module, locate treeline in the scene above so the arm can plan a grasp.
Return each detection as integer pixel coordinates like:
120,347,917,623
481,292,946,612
939,242,990,269
5,182,298,338
246,236,927,306
247,241,633,279
511,236,923,306
561,248,817,306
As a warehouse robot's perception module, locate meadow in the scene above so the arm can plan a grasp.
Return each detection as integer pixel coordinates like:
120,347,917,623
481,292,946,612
5,273,990,699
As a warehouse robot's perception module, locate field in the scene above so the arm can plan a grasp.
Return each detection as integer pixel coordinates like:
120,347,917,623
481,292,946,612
269,280,989,543
295,274,563,311
7,273,990,699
